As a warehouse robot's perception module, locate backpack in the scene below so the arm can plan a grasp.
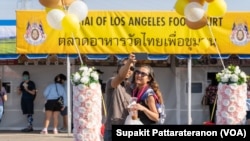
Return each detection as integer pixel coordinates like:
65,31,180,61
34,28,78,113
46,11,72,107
140,88,166,124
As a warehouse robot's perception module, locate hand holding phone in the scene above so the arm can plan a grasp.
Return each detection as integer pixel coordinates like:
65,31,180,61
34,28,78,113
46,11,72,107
133,53,148,60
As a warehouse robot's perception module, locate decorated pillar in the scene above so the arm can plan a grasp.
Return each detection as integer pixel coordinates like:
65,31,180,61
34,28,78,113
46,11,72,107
71,66,102,141
216,65,248,125
216,83,247,124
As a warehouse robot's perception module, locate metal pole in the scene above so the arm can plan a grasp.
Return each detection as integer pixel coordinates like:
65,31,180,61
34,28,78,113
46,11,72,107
67,55,71,135
187,55,192,125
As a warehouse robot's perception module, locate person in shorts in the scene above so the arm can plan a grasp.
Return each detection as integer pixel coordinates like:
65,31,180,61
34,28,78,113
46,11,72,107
17,71,36,132
40,74,66,134
57,74,69,133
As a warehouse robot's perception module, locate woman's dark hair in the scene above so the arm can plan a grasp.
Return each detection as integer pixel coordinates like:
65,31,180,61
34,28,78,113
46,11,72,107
59,73,67,81
54,74,66,84
132,65,164,104
22,71,30,79
22,71,30,76
209,73,218,86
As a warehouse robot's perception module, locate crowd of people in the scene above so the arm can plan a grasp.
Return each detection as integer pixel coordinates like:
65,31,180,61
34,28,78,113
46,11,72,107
2,53,165,138
15,71,69,134
2,54,250,140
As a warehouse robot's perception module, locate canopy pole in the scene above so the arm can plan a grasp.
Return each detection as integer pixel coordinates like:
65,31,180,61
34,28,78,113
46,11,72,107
67,55,72,135
187,55,192,125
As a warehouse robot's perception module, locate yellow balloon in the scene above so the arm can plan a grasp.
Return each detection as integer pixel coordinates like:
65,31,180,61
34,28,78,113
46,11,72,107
174,0,189,16
207,0,227,17
61,14,80,33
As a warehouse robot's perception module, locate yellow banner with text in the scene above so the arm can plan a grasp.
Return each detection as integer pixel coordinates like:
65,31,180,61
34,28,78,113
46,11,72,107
16,10,250,54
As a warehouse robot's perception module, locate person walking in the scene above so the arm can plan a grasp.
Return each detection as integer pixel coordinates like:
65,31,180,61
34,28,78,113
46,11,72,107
18,71,37,132
40,74,67,134
104,54,136,141
0,79,7,123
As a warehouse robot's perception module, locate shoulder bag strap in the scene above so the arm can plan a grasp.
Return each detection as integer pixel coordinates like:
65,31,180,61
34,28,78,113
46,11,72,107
140,88,154,101
55,83,60,97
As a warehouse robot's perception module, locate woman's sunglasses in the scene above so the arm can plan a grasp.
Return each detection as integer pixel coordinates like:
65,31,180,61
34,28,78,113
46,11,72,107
135,70,148,77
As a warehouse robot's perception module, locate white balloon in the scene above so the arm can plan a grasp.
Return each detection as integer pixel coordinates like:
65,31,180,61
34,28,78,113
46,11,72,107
68,0,88,21
184,2,205,22
46,9,65,30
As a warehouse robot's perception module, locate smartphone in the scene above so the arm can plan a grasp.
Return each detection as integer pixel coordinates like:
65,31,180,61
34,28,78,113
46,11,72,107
133,53,148,60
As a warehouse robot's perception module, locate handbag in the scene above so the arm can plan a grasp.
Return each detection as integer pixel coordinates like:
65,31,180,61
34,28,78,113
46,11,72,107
57,96,64,108
55,84,64,108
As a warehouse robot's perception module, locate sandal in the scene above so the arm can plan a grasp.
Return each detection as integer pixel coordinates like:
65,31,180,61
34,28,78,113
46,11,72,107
40,130,48,134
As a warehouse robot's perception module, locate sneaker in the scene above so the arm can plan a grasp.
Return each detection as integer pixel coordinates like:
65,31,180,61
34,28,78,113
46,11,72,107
40,130,48,135
59,128,67,133
21,127,33,132
53,129,58,134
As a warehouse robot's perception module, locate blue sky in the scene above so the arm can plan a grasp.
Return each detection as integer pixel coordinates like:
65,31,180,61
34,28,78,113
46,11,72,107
0,0,249,19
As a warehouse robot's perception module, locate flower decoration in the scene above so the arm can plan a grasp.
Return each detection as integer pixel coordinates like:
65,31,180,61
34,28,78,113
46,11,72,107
71,65,99,87
216,65,250,85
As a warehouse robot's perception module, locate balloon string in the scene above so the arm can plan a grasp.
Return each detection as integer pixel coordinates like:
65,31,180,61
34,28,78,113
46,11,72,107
71,33,84,65
207,20,226,70
61,0,67,11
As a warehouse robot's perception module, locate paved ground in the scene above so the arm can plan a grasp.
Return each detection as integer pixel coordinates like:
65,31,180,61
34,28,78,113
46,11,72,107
0,130,104,141
0,130,74,141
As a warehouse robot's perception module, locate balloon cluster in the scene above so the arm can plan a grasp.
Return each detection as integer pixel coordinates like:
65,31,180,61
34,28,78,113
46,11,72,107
174,0,227,30
39,0,88,33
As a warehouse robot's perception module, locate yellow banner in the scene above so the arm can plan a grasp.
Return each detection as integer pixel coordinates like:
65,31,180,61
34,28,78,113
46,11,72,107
16,10,250,54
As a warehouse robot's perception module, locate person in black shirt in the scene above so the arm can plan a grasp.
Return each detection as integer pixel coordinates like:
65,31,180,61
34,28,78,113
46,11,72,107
18,71,36,132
